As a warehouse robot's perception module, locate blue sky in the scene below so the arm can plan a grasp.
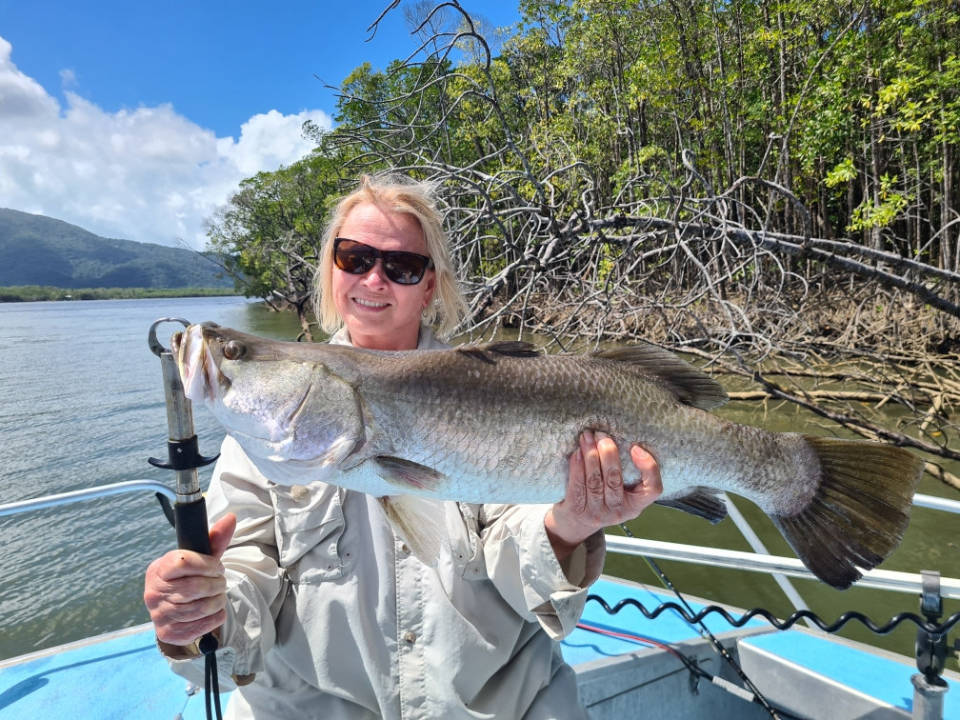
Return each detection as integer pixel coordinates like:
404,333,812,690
0,1,519,248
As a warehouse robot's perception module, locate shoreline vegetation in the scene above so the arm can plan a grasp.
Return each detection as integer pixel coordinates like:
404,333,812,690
0,285,238,302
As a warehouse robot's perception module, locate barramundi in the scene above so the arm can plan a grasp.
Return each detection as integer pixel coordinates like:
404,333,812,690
175,322,924,589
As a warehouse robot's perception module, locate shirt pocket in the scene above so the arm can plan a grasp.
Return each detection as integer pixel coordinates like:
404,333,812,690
270,483,347,583
451,502,488,581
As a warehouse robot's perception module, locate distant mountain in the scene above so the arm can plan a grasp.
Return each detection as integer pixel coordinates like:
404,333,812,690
0,208,235,289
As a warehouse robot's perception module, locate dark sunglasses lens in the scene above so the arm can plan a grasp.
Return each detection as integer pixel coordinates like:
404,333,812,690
334,241,376,275
383,253,429,285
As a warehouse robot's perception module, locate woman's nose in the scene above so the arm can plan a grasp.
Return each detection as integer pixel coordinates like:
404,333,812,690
360,258,388,286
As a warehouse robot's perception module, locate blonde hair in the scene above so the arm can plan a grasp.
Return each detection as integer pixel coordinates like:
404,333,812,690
314,173,467,337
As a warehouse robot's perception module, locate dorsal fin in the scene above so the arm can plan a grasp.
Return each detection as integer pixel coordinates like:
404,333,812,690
457,341,541,364
457,347,496,364
591,344,728,410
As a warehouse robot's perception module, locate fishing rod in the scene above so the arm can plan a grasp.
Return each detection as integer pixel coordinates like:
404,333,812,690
148,317,223,720
616,522,785,719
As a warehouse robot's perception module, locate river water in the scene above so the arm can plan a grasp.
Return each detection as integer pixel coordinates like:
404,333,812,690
0,296,956,669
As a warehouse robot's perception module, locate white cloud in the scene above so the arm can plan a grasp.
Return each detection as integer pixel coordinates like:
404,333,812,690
0,35,332,249
59,68,77,87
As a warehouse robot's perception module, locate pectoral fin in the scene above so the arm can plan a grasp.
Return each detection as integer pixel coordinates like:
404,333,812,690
374,456,447,491
378,496,448,566
656,489,728,524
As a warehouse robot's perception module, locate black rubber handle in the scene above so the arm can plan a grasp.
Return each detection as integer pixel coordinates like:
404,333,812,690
174,498,221,658
175,497,213,555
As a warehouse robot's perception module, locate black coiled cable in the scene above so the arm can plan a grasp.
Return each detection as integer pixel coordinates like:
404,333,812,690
584,594,960,636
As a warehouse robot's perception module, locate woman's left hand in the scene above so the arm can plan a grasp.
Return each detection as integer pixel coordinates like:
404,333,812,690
544,430,662,560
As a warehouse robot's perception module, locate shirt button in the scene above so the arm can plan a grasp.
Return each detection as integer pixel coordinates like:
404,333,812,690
403,631,417,644
400,544,410,555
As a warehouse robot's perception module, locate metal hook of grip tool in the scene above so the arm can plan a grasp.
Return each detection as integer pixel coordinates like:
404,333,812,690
148,316,219,551
148,317,218,511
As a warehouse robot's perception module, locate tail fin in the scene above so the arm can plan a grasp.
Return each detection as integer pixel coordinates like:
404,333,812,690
773,436,924,590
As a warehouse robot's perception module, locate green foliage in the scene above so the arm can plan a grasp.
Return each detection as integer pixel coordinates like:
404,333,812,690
848,174,911,231
211,0,960,311
824,157,857,188
206,147,351,335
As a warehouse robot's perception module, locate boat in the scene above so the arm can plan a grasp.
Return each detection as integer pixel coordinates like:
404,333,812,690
1,479,957,720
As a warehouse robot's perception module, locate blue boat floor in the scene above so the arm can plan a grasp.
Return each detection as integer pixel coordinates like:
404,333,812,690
741,629,960,718
0,624,223,719
1,577,955,718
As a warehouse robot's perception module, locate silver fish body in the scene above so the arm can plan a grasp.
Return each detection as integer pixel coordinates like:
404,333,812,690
177,323,923,589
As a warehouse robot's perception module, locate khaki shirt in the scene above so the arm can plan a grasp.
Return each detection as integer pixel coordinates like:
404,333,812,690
165,326,605,719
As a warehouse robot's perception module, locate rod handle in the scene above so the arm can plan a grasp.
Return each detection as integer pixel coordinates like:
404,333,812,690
175,498,213,555
174,498,221,659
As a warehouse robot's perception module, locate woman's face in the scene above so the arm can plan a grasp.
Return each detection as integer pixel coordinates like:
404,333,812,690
331,201,436,351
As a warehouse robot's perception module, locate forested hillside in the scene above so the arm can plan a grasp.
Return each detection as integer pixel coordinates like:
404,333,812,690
0,208,233,289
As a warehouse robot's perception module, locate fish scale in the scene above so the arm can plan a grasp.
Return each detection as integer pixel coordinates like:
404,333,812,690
365,354,625,499
177,323,925,590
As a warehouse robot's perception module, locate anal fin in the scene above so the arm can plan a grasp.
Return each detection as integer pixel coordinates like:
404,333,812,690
656,489,728,524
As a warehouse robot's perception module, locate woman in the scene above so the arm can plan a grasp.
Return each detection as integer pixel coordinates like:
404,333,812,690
144,174,663,719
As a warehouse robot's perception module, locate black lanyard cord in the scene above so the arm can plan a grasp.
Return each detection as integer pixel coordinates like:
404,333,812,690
201,634,223,720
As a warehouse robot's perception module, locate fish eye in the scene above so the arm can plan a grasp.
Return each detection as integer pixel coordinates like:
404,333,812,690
223,340,245,360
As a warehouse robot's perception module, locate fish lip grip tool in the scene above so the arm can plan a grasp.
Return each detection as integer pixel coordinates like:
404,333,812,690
148,317,224,720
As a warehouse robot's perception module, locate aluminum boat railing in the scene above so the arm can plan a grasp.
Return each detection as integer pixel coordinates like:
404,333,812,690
0,480,176,517
603,491,960,598
1,482,957,597
914,492,960,514
604,534,960,598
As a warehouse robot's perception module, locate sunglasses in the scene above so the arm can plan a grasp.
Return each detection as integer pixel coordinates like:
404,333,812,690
333,237,434,285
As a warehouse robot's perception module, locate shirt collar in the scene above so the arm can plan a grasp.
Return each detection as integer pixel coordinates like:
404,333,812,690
328,324,443,350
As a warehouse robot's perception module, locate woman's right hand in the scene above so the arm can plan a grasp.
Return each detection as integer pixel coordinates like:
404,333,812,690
144,513,237,646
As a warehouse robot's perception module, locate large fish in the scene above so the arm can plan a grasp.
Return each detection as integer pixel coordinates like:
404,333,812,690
175,322,924,589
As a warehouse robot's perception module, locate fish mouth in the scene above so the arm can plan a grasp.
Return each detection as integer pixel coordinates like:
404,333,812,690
227,425,298,462
177,324,229,402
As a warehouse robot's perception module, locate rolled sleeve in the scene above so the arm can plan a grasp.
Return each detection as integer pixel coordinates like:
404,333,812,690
479,503,606,639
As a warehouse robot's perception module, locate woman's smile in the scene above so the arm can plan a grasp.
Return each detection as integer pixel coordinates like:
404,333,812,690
352,296,390,310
